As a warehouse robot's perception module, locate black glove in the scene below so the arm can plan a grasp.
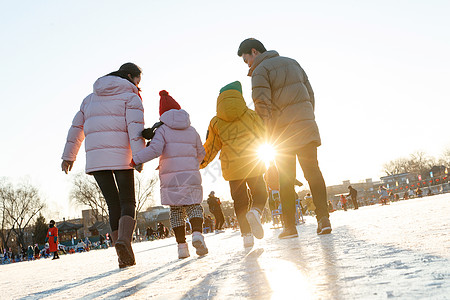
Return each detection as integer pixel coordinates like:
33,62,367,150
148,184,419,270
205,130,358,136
142,122,164,140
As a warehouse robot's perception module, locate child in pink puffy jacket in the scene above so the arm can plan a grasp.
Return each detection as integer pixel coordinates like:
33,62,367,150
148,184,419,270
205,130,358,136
131,90,208,259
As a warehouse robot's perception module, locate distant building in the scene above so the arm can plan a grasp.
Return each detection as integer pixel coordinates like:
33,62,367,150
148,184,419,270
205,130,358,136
380,172,411,187
88,221,111,237
56,218,83,242
137,206,171,233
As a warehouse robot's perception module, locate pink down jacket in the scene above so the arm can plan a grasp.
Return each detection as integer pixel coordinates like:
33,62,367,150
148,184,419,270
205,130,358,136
133,109,205,206
62,76,145,173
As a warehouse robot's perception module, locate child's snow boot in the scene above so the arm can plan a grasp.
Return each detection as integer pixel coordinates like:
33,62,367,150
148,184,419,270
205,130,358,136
246,208,264,239
192,232,208,256
178,243,190,259
243,233,254,248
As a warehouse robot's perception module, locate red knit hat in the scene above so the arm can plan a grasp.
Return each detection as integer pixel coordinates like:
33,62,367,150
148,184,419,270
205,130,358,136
159,90,181,116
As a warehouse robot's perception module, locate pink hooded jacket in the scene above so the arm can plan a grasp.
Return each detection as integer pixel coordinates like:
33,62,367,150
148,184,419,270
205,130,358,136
133,109,205,206
62,76,145,173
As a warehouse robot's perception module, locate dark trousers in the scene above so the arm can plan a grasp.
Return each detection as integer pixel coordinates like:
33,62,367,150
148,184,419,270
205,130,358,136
212,211,225,230
92,170,136,231
351,198,359,209
173,218,203,244
277,144,328,228
229,175,268,235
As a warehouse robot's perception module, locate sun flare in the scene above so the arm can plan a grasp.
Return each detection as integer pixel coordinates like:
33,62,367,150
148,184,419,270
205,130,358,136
257,143,276,167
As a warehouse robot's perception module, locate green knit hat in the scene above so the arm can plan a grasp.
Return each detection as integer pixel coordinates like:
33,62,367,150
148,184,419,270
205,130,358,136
219,81,242,94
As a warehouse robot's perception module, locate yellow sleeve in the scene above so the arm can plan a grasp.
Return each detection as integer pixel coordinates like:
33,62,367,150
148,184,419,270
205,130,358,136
200,118,222,169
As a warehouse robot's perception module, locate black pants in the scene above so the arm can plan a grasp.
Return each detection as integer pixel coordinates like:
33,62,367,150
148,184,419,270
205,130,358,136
92,170,135,231
268,190,279,211
277,144,328,228
351,197,359,209
173,218,203,244
229,175,268,235
212,211,225,230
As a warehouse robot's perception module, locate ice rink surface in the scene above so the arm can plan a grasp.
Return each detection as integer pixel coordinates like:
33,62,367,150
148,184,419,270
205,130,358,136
1,195,449,299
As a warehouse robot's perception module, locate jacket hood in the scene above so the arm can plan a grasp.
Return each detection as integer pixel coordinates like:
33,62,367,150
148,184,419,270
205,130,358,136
93,75,139,96
216,90,248,122
248,50,280,76
160,109,191,129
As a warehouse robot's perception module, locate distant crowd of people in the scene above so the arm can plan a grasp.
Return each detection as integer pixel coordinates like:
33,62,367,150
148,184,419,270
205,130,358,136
0,220,118,264
333,184,440,210
145,222,171,241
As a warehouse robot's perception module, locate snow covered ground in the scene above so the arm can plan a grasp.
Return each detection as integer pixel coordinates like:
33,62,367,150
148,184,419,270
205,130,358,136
1,195,449,299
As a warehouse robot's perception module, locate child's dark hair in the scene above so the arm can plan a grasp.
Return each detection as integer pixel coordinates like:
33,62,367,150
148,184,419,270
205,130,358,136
107,62,142,86
237,38,267,56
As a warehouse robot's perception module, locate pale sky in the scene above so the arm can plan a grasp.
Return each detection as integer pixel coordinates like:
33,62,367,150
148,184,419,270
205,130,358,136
1,0,449,219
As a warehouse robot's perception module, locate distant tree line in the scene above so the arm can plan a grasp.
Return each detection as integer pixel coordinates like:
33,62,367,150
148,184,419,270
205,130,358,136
0,172,157,254
0,178,45,253
70,172,158,223
382,149,450,177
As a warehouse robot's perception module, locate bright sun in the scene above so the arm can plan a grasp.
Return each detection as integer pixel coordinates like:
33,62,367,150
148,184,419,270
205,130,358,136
257,143,276,167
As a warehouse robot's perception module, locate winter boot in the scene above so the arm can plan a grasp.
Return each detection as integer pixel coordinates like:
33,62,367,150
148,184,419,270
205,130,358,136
317,216,332,235
278,226,298,239
111,230,126,268
178,243,190,259
111,230,118,246
243,233,254,248
115,216,136,268
246,208,264,239
192,231,208,256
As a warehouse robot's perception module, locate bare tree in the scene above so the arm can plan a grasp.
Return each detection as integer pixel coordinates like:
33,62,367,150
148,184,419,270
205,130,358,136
0,179,45,250
70,172,158,223
407,151,435,176
70,172,108,223
382,151,438,179
382,157,410,176
439,148,450,167
135,173,158,215
0,178,13,252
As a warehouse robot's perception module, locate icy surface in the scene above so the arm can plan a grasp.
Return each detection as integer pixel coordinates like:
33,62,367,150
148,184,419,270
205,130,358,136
1,195,449,299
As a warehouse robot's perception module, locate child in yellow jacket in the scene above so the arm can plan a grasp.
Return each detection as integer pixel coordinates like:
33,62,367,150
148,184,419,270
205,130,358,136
201,81,267,248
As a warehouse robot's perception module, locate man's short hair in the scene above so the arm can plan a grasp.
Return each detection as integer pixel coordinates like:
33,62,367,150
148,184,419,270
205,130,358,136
237,38,267,56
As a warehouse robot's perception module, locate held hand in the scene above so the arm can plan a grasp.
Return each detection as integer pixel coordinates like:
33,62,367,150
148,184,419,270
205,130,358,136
61,160,74,174
134,163,143,173
130,160,143,172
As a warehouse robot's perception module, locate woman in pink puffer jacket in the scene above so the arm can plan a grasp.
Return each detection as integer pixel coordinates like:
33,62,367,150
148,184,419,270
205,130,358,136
132,90,208,259
61,63,145,268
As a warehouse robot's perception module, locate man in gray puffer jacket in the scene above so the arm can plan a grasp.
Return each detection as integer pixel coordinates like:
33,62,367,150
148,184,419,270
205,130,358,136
237,38,331,238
